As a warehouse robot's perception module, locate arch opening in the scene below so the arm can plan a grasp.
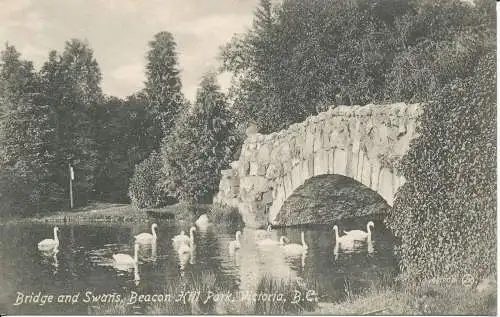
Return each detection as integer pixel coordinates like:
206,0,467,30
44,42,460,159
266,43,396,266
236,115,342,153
273,174,391,227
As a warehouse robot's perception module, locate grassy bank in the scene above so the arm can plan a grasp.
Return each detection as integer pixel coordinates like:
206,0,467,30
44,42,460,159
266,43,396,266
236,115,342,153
310,276,496,315
2,201,241,227
89,272,496,315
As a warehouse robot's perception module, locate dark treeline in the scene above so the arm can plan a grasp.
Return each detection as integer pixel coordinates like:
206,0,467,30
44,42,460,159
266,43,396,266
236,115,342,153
0,32,239,215
0,0,495,282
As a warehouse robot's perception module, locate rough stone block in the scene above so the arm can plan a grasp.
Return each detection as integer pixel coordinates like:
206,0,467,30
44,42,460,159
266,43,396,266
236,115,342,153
378,167,394,206
304,126,315,155
327,149,335,174
333,148,347,175
249,162,259,176
314,150,329,176
239,176,268,193
266,162,284,179
361,156,372,188
313,127,323,152
370,162,381,192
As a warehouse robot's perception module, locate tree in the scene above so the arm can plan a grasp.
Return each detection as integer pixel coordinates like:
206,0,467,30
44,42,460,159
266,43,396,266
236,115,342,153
0,44,60,216
93,93,157,202
40,39,103,206
160,74,240,203
144,32,185,149
221,0,491,134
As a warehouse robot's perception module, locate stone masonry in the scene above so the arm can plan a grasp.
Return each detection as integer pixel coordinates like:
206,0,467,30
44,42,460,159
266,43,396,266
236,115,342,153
214,103,423,228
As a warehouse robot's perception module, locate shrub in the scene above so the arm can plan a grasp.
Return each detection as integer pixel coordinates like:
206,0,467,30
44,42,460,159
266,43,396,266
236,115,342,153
128,151,175,208
386,51,496,282
205,204,244,228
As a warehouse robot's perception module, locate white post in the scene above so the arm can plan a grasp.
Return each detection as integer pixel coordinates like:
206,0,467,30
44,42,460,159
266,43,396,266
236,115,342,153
69,163,74,209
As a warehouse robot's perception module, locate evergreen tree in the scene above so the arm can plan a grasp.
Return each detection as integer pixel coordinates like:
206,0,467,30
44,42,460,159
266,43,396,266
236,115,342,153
144,32,185,149
160,73,239,203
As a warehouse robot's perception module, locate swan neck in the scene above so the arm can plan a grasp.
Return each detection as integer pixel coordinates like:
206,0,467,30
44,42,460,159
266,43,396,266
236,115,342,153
152,225,157,238
334,227,339,240
301,232,307,247
54,228,59,242
367,223,372,234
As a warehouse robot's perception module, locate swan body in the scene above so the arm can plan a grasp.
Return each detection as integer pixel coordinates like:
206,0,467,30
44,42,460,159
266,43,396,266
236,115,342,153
333,225,355,246
256,224,272,240
195,214,210,229
135,223,158,244
282,232,308,256
176,227,196,254
257,235,287,247
343,221,374,241
38,227,60,251
228,231,242,254
172,230,189,250
113,243,139,268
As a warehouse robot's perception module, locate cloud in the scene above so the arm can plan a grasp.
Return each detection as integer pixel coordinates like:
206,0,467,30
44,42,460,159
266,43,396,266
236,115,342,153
0,0,258,101
105,62,146,98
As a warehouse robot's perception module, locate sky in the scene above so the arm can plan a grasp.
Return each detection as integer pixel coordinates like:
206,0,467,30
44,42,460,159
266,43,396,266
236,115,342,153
0,0,259,102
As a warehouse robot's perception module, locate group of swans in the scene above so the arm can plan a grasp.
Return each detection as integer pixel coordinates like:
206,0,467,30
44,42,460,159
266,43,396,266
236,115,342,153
254,225,308,257
113,223,159,269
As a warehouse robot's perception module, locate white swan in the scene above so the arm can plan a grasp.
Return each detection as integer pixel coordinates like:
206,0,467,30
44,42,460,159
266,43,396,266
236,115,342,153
176,227,196,254
256,224,272,240
38,226,60,251
135,223,158,244
228,231,242,254
332,225,356,259
343,221,374,241
112,242,139,269
256,235,287,247
281,232,308,256
195,214,210,229
333,225,355,246
172,230,188,250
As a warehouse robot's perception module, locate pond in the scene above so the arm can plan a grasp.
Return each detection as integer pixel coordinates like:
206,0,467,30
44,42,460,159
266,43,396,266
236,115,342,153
0,217,398,314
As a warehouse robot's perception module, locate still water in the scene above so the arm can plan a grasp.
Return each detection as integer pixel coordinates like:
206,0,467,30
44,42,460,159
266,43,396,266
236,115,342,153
0,218,397,314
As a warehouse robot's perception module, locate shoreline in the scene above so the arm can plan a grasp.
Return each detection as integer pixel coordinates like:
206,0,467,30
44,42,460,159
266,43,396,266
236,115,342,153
0,202,209,225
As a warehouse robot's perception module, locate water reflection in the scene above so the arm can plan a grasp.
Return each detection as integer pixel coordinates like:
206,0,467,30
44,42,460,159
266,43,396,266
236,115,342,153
39,248,59,275
0,219,396,315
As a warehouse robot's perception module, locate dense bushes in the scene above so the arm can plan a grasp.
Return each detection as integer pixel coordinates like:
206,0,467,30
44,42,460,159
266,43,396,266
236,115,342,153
386,51,496,282
128,151,176,208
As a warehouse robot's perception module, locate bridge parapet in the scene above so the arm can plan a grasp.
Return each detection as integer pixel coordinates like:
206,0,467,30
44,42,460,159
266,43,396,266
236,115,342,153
214,103,423,228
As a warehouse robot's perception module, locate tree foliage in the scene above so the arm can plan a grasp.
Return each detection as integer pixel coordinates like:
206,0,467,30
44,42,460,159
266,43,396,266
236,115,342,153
0,45,61,216
144,32,186,149
160,74,240,203
386,49,496,282
93,94,154,202
39,39,103,206
128,151,174,208
221,0,493,133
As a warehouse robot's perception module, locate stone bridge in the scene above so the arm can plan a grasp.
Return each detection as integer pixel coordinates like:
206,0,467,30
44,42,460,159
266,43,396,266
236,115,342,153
214,103,423,228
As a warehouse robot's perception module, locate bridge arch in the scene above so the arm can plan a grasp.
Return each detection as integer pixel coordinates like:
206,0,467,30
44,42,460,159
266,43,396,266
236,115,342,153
215,103,423,228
